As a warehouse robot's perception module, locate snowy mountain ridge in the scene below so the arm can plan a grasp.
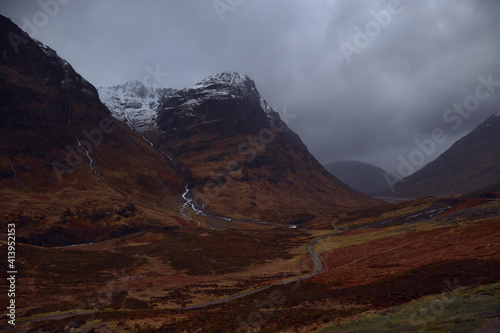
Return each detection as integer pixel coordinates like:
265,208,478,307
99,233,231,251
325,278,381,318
98,81,174,133
99,72,280,133
167,71,277,120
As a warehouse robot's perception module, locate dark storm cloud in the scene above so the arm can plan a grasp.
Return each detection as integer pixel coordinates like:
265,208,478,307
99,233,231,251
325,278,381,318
1,0,499,173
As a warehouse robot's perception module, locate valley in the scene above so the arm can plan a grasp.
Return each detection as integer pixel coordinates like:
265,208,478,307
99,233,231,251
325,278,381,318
0,12,499,333
5,195,499,332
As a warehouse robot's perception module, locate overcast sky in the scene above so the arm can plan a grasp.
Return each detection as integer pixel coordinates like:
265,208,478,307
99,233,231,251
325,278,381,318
2,0,500,174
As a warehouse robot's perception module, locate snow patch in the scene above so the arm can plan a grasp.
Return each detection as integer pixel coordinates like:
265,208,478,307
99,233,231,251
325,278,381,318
98,81,173,133
192,71,250,89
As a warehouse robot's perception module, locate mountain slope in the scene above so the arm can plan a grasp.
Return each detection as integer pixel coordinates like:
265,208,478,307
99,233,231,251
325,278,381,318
324,160,391,194
0,15,185,245
152,72,381,222
389,111,500,198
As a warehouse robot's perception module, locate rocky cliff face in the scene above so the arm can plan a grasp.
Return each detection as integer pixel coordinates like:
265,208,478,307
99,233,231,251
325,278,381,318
0,24,108,131
0,15,184,245
156,72,302,144
158,73,270,134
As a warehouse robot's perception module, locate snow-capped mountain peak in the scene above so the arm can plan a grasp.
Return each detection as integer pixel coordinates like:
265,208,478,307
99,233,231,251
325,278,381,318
99,72,282,134
98,81,174,133
192,71,251,89
168,71,277,119
188,71,261,103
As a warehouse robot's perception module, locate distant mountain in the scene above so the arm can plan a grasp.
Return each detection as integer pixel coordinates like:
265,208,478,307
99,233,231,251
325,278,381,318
324,160,391,194
388,111,500,198
98,81,174,132
0,15,185,245
102,72,381,222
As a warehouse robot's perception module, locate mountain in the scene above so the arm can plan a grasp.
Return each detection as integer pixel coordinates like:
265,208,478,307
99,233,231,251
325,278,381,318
0,12,379,244
388,111,500,198
324,160,391,194
100,71,381,223
4,15,500,333
97,81,174,133
0,15,185,245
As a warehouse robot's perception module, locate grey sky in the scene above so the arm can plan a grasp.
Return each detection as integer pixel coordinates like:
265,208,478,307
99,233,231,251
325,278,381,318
1,0,500,174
